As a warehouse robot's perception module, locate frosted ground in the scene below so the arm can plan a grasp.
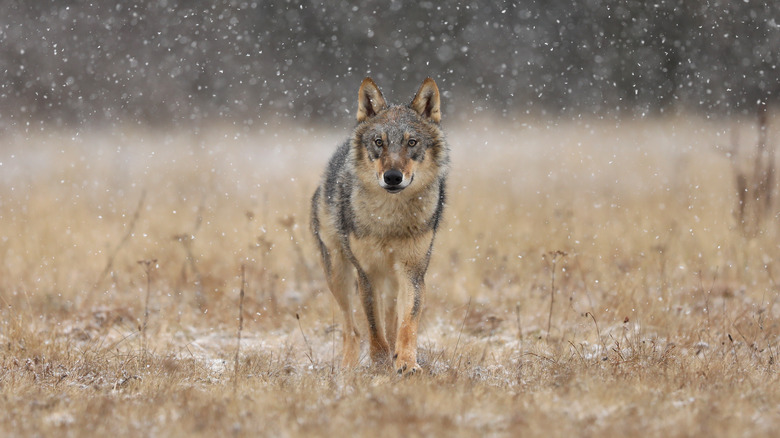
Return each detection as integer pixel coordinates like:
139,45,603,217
1,117,779,436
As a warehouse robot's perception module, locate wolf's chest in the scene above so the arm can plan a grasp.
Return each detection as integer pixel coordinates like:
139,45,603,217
351,191,435,239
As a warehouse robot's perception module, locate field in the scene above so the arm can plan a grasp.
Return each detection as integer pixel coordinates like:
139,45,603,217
1,116,779,437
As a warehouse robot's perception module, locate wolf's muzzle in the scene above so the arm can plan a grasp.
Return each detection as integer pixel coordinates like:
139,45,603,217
383,170,403,186
382,169,408,194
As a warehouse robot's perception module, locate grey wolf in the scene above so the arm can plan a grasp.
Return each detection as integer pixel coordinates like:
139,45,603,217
310,77,449,374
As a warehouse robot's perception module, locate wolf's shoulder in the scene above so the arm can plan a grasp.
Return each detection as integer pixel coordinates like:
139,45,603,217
325,140,351,175
324,140,353,182
321,139,353,202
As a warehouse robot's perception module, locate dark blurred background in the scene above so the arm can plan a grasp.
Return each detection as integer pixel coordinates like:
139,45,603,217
1,0,778,129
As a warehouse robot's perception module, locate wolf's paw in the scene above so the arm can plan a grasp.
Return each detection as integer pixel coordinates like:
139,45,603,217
394,354,421,376
396,362,421,376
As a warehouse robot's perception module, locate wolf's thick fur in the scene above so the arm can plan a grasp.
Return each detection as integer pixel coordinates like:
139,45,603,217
311,77,449,374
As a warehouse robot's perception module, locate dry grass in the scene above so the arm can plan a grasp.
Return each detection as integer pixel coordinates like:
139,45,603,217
1,115,779,437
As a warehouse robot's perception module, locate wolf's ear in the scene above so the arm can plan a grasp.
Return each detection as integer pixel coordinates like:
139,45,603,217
410,78,441,124
357,77,387,122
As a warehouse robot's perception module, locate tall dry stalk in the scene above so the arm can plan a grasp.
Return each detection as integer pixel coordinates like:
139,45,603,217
731,102,775,237
173,199,205,306
95,189,146,289
234,264,246,392
450,298,471,365
545,250,567,342
138,258,157,362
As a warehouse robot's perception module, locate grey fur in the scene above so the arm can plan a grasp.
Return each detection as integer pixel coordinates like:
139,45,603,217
310,77,450,373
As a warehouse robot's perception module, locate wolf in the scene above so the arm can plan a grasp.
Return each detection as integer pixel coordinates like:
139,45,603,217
310,77,449,375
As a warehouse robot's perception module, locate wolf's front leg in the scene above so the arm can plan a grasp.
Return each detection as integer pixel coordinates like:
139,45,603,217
394,236,433,375
356,267,392,367
325,252,361,368
350,238,394,367
394,273,424,375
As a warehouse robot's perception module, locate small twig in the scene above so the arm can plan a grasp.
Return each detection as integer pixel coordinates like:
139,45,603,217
728,333,743,370
296,313,315,365
521,351,558,365
545,251,567,342
610,334,625,362
585,311,608,359
568,340,586,364
450,298,471,365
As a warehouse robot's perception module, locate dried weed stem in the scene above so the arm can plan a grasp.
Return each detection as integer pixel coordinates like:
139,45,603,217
545,250,567,342
296,313,315,365
96,189,146,288
234,265,246,391
174,199,205,306
138,258,157,362
731,102,775,237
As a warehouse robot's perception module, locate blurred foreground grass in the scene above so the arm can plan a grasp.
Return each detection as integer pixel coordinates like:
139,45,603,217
1,116,779,437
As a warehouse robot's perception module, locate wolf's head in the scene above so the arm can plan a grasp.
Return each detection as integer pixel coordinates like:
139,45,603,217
351,77,447,195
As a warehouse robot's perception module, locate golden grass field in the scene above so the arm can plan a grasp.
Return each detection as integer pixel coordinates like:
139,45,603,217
1,115,779,437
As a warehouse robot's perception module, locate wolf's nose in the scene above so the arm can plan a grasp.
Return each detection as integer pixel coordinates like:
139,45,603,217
383,170,403,186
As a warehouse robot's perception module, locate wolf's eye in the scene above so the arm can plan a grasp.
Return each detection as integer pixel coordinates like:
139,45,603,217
374,138,383,147
408,139,417,147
